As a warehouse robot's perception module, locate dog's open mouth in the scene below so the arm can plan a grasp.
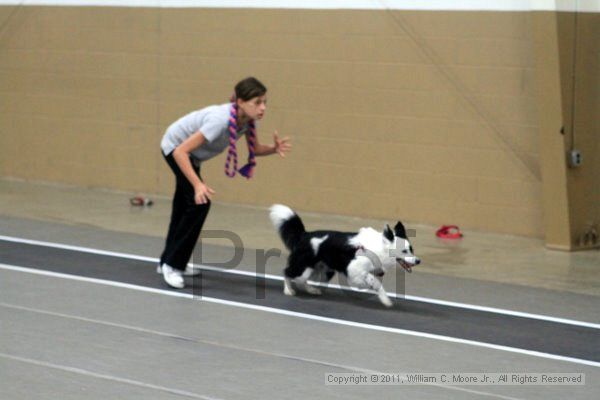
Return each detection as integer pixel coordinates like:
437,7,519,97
396,258,413,273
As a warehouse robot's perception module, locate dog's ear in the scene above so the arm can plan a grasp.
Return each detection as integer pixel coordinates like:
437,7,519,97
383,224,394,242
394,221,407,239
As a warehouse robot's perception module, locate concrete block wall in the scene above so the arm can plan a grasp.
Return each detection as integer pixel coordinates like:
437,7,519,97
0,2,596,242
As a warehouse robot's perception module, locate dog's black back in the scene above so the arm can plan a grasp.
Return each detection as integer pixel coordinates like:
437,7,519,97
282,229,360,279
310,230,360,273
270,205,369,279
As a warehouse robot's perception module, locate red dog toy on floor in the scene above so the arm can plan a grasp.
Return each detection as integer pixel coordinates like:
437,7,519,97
130,196,153,206
436,225,463,239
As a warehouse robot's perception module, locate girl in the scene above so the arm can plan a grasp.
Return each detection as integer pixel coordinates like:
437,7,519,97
158,77,291,288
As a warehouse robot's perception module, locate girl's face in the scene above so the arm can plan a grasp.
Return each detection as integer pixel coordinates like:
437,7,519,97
238,95,267,120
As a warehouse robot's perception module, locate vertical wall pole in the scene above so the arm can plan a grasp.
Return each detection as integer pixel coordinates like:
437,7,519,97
531,11,573,250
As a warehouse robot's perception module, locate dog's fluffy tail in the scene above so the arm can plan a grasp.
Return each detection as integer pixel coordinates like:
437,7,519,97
269,204,305,251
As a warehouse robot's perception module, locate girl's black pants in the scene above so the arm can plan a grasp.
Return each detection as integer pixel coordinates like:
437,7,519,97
159,152,210,271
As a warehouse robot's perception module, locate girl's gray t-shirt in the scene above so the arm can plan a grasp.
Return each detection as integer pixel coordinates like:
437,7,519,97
160,103,248,163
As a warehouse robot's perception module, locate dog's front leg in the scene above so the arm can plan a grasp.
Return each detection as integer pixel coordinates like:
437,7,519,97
365,273,393,307
348,259,392,307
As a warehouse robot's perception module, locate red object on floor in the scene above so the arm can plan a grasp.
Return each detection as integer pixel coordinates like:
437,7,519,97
130,196,153,206
436,225,463,239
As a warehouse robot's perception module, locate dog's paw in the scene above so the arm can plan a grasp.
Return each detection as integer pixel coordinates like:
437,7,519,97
283,278,296,296
283,282,296,296
305,285,322,295
379,295,393,307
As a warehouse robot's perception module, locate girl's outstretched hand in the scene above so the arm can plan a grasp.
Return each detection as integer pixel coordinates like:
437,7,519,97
273,130,291,158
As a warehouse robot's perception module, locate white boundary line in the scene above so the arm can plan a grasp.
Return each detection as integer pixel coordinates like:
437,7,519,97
1,262,599,368
0,0,597,12
1,234,599,330
0,302,527,400
0,352,224,400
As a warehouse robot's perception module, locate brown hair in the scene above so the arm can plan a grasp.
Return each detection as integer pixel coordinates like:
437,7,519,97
234,77,267,101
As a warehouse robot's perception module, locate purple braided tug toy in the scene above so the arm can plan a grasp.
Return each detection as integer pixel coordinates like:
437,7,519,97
224,101,257,179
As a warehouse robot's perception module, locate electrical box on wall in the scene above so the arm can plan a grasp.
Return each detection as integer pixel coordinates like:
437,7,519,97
568,149,582,168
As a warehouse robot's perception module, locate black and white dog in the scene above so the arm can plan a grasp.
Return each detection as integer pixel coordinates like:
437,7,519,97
269,204,420,307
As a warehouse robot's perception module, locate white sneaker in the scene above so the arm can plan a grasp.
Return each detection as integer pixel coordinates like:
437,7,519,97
161,264,185,289
156,264,200,276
